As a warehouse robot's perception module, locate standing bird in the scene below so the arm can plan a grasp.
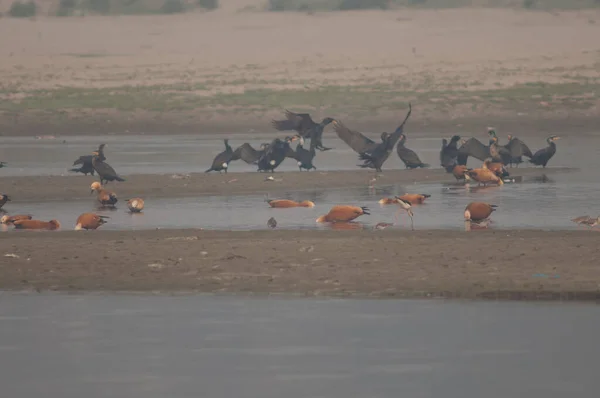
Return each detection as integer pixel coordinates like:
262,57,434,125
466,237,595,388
464,202,497,231
75,213,109,230
396,133,429,169
503,134,533,167
333,103,412,172
0,161,7,168
271,110,334,151
452,165,472,182
529,136,560,168
0,193,10,210
440,135,462,172
267,217,277,229
13,219,61,230
127,198,145,213
316,205,370,223
291,135,318,171
1,214,32,224
70,144,106,176
90,182,118,207
92,150,125,184
257,136,298,173
392,196,414,230
466,167,504,186
483,158,510,178
205,139,234,173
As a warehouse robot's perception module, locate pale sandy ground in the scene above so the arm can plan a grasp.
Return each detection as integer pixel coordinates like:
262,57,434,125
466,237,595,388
1,229,599,300
0,4,599,134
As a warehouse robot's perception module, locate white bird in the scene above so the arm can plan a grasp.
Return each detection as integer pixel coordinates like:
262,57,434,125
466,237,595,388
393,196,414,230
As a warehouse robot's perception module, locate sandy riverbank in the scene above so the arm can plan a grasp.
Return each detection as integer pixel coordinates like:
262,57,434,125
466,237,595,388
0,167,577,203
1,229,598,300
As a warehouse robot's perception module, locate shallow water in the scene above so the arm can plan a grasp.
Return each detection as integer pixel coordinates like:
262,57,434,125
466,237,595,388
0,294,599,398
0,131,598,177
1,176,596,231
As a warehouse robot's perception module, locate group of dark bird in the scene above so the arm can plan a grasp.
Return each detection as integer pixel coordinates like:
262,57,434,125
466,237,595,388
204,103,559,175
70,143,126,184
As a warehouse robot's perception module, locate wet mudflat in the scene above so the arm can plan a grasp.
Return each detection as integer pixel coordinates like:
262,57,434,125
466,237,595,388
0,294,599,398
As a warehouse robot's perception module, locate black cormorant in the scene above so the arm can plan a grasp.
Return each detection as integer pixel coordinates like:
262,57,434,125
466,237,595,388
205,139,234,173
271,110,334,151
396,133,429,169
529,135,560,168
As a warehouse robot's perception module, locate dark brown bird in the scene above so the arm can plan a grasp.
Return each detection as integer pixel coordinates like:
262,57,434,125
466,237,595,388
396,133,429,169
13,219,61,230
529,135,560,168
75,213,109,230
70,144,106,176
90,182,118,207
271,110,334,151
92,150,125,184
230,143,270,165
257,136,298,173
267,217,277,229
333,103,412,172
206,139,234,173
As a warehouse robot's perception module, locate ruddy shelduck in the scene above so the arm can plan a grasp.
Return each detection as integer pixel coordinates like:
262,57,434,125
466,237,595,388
571,216,600,229
452,165,472,182
13,219,61,230
464,202,497,231
75,213,110,230
267,199,315,208
127,198,145,213
0,214,32,224
466,168,504,186
316,205,370,223
482,158,509,178
90,181,118,207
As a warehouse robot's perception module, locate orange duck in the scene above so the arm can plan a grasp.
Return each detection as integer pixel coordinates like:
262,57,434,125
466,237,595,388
452,165,472,182
316,205,370,223
482,158,509,178
1,214,32,224
90,182,118,207
127,198,145,213
13,219,61,230
397,193,431,205
464,202,497,231
75,213,109,230
267,199,315,208
466,167,504,186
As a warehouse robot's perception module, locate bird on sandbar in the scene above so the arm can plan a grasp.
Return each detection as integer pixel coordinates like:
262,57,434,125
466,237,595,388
90,182,118,208
91,150,125,184
266,198,315,208
466,167,504,187
396,133,429,169
70,143,106,176
13,219,61,230
316,205,370,223
464,202,497,231
0,214,32,224
206,139,234,173
75,213,110,230
482,158,509,178
529,135,560,168
571,216,600,229
452,165,472,182
127,198,145,213
267,217,277,229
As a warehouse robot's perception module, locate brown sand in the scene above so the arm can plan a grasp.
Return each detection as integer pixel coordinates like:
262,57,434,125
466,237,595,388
1,6,599,135
0,167,576,202
1,229,599,300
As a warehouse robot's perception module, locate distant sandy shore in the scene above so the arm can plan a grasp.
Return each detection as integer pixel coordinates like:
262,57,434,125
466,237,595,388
1,229,598,300
0,167,577,202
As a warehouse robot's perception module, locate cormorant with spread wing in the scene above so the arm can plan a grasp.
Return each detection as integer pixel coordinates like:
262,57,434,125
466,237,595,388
333,103,412,172
257,136,298,173
271,110,334,151
529,135,560,168
396,133,429,169
230,142,270,165
502,134,533,167
440,135,461,172
291,135,318,171
70,143,106,176
205,139,234,173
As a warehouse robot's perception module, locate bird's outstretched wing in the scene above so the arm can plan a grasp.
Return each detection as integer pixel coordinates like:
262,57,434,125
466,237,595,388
458,138,490,162
271,110,315,132
506,137,533,158
387,103,412,148
332,120,378,154
231,143,262,164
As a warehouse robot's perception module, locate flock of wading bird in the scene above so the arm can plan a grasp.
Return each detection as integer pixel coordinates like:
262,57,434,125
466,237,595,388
0,103,598,231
